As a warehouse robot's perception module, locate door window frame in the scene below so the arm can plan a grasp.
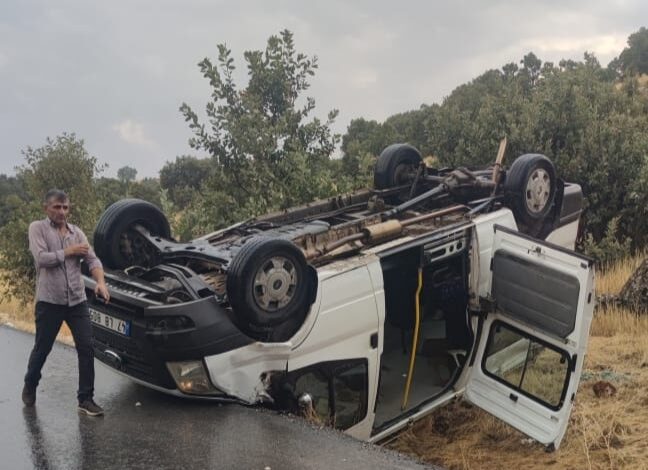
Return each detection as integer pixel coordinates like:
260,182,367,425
285,358,369,430
481,319,574,411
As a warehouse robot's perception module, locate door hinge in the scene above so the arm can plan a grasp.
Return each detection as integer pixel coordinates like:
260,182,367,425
370,332,378,349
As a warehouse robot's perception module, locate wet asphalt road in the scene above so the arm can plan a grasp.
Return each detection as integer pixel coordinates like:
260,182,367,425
0,326,432,470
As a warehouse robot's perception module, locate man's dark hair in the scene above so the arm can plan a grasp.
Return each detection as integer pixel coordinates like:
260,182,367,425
44,189,69,205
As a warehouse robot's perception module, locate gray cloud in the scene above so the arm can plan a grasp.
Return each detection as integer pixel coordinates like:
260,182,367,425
1,0,646,177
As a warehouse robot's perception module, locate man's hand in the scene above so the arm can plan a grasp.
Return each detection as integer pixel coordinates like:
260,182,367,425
90,267,109,302
94,282,110,303
64,243,90,257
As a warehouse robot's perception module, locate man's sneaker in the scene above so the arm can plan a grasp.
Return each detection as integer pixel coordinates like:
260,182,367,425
22,384,36,407
78,399,104,417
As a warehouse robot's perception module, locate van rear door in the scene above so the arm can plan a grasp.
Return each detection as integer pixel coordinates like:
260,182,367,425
464,224,594,449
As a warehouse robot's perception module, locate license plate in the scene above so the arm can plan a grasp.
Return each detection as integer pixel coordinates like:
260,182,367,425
89,308,131,336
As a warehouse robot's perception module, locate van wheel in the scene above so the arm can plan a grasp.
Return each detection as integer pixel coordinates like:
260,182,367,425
374,144,422,190
504,154,557,226
94,199,171,269
227,238,314,340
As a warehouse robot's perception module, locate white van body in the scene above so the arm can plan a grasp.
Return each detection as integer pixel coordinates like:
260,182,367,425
84,147,593,450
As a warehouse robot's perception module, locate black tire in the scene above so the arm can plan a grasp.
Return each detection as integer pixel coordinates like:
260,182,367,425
94,199,171,269
374,144,422,190
504,154,557,226
227,237,314,339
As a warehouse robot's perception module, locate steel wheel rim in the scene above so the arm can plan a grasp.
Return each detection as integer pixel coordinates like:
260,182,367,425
393,162,417,186
253,256,298,311
525,168,551,214
120,230,154,265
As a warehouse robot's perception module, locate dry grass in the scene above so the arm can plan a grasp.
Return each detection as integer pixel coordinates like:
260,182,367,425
390,254,648,469
390,321,648,470
0,279,73,344
0,289,35,333
591,306,648,338
597,251,646,296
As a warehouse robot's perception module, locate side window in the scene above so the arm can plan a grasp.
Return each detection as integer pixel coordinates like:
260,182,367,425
294,370,330,423
482,322,571,410
333,363,368,430
288,360,368,430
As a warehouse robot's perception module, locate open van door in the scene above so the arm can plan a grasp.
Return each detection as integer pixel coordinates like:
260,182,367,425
464,224,595,449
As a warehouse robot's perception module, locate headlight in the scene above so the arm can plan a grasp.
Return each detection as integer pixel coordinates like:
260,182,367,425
166,360,222,395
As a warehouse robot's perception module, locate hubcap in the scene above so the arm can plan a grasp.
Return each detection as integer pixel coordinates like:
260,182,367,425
525,168,551,214
253,256,298,311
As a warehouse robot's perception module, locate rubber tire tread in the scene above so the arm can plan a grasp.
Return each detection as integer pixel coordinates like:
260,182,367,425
504,153,557,226
94,199,171,269
374,143,422,189
226,237,311,337
94,199,137,255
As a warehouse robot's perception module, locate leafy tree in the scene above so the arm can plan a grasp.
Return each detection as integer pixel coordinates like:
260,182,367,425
421,52,648,257
502,62,519,80
611,27,648,75
337,141,376,189
179,30,340,232
18,133,105,229
582,217,632,267
342,40,648,260
520,52,543,88
424,68,518,167
0,174,27,227
0,134,105,302
339,118,393,188
130,177,162,207
95,176,128,208
341,118,388,158
384,107,431,154
95,174,162,212
340,105,439,186
525,58,648,250
625,156,648,248
159,156,212,209
117,166,138,184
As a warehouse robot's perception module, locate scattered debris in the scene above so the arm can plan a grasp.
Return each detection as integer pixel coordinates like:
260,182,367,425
581,369,630,383
135,401,142,407
599,370,630,382
592,381,617,398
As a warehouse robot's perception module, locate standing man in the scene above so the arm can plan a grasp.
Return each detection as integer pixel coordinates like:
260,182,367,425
22,189,110,416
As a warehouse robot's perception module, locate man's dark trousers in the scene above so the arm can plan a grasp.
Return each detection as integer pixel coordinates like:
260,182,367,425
24,301,94,402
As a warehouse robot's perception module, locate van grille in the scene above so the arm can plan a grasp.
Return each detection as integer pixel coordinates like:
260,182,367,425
92,326,170,388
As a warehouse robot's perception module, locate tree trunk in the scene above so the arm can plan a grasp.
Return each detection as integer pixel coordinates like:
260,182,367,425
618,259,648,313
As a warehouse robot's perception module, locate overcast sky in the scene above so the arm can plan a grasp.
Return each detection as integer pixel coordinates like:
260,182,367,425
1,0,646,178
